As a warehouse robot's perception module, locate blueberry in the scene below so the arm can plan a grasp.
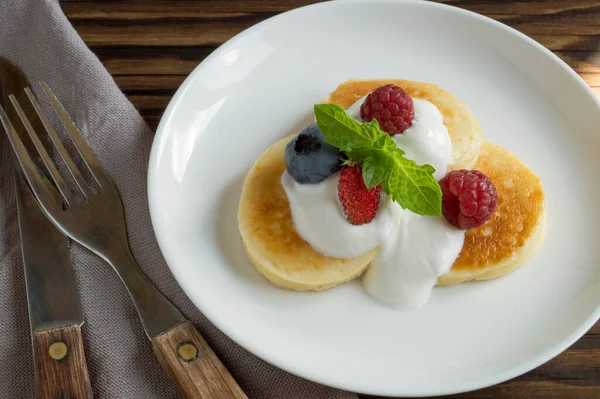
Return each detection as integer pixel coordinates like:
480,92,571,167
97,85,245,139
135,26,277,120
285,123,343,184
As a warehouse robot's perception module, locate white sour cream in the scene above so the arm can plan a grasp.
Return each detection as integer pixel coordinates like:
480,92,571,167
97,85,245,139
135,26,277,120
282,97,464,308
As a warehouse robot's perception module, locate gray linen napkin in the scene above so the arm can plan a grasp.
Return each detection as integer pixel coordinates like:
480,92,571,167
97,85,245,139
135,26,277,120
0,1,358,398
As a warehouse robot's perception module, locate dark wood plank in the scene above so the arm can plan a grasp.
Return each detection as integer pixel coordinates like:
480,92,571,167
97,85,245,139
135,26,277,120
556,51,600,73
112,75,186,91
124,94,171,110
96,46,212,75
63,0,324,47
62,0,325,18
71,19,266,47
590,322,600,335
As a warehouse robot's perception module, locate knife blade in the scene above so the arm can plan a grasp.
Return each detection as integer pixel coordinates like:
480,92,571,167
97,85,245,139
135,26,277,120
0,58,93,399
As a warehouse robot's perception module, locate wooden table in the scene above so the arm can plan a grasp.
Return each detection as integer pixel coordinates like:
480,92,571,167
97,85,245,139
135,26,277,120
62,1,600,398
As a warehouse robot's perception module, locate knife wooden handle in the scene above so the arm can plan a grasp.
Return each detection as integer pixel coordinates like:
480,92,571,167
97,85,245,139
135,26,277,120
33,324,93,399
152,321,247,399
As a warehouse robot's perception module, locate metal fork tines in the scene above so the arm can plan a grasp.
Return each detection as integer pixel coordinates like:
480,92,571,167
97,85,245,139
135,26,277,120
0,83,185,338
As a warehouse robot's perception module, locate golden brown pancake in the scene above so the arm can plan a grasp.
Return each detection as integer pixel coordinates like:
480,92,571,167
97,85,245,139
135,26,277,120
238,135,377,291
325,79,483,171
239,79,544,291
438,142,546,285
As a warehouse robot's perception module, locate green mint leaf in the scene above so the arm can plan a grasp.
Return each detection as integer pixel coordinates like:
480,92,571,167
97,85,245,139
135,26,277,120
361,157,387,189
362,146,441,215
361,145,392,189
372,134,397,153
345,148,370,164
383,148,441,216
314,102,442,216
314,104,386,151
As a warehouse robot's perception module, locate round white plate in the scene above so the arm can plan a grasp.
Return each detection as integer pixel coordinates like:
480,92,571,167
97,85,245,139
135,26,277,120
148,0,600,396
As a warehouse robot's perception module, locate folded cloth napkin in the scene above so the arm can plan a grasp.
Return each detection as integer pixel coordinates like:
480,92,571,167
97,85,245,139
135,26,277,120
0,1,357,398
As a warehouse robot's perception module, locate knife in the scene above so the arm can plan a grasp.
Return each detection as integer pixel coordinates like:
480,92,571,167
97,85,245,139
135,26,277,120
0,59,93,399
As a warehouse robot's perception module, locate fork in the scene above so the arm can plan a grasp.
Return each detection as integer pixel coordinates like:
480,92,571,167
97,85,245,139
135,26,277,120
0,83,247,399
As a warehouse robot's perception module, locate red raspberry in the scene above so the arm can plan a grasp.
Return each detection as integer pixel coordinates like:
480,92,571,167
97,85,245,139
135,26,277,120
439,170,498,230
360,84,415,136
338,165,381,225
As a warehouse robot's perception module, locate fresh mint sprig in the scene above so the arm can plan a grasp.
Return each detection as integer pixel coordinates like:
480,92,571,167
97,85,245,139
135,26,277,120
314,103,442,217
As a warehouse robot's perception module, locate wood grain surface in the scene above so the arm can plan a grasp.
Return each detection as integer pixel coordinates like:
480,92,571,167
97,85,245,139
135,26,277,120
152,321,247,399
61,1,600,398
33,324,93,399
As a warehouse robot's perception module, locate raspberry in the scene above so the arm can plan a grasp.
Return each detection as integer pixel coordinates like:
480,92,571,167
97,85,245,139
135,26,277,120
360,84,415,136
439,170,498,230
338,165,381,225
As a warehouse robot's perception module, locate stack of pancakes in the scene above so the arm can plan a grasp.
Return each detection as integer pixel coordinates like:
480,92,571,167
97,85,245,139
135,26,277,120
238,79,546,290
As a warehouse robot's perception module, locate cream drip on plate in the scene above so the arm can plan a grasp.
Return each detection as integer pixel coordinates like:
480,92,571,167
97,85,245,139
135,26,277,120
282,97,464,308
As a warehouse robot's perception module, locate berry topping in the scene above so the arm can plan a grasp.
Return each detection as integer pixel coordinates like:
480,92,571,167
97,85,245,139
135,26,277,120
338,165,381,225
439,170,498,230
285,123,343,184
360,84,415,136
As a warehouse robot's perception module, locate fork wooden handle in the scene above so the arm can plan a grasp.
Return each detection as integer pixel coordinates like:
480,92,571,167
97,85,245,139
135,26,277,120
33,324,93,399
152,321,247,399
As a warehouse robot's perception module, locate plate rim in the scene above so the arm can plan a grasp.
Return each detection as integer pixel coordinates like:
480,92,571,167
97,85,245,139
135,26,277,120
148,0,600,396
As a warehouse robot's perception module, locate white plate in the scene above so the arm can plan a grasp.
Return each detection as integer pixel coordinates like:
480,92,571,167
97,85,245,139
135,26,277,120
148,0,600,396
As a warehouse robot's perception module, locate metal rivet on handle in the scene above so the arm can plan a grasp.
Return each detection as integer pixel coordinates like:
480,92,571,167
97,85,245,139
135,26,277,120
177,342,198,362
48,341,68,361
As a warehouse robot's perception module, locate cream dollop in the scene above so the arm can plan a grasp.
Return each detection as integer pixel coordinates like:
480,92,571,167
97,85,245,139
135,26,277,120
282,97,464,308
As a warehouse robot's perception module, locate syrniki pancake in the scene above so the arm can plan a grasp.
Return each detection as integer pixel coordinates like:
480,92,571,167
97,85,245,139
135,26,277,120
438,142,546,285
238,79,544,291
325,79,483,171
238,135,377,291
